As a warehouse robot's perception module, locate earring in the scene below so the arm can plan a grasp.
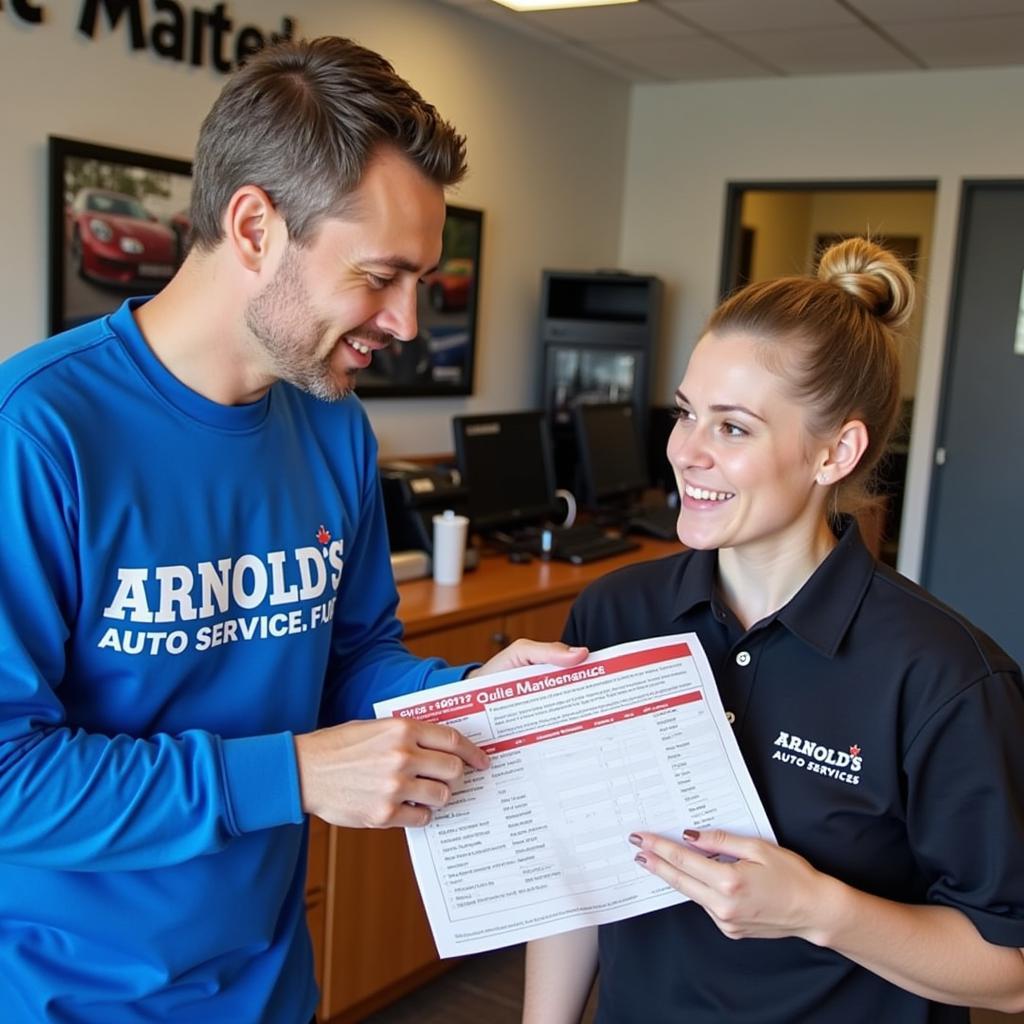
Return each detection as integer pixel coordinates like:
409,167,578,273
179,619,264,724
817,474,828,485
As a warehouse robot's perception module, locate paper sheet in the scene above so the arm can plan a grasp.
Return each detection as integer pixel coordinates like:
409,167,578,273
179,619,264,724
374,634,776,957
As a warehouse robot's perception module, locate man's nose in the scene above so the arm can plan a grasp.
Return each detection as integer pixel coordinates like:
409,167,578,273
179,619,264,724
378,282,419,342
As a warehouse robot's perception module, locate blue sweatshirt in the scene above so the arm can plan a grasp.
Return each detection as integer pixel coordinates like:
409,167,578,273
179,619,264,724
0,298,467,1023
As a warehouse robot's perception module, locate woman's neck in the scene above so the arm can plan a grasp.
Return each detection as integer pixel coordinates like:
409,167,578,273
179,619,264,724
717,516,839,631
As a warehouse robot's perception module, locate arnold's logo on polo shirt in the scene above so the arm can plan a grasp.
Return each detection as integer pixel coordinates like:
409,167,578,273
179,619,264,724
771,731,862,786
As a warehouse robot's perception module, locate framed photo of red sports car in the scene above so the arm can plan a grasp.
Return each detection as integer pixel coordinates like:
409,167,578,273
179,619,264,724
48,137,193,334
354,203,482,398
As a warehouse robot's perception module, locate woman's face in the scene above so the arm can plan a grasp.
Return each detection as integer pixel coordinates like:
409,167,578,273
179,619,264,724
668,330,828,552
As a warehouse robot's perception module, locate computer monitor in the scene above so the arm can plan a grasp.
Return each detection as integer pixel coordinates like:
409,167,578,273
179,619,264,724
575,402,650,506
452,411,561,533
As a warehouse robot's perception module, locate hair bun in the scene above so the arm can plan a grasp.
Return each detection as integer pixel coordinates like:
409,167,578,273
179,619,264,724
817,237,915,329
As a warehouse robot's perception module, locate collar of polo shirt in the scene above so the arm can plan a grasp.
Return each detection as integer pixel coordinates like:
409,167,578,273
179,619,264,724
671,516,876,660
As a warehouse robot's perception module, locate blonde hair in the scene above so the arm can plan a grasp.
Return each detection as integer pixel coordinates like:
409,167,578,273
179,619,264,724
706,237,915,519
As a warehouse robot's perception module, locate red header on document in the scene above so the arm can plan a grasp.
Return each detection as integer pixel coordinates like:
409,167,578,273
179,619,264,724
480,690,703,754
394,641,692,724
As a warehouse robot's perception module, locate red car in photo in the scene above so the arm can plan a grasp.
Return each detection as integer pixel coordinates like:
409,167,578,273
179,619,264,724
423,257,474,312
69,188,177,288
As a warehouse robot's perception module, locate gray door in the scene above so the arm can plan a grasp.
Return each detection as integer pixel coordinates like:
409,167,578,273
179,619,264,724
923,182,1024,665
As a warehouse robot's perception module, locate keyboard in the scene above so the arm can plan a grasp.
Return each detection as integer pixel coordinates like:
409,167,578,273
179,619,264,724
529,523,641,565
627,503,680,541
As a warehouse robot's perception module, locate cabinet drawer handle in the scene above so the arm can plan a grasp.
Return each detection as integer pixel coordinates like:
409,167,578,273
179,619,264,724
491,631,509,647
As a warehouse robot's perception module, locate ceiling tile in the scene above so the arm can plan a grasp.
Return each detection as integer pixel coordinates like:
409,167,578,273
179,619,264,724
724,25,919,74
432,0,1024,82
559,41,666,81
521,4,695,41
658,0,859,33
586,32,774,79
848,0,1024,24
884,14,1024,67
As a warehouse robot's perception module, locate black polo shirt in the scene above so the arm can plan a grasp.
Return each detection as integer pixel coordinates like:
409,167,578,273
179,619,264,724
563,519,1024,1024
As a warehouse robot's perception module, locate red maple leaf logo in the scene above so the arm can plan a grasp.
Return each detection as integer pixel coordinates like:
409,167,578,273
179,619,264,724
316,525,331,545
849,744,861,757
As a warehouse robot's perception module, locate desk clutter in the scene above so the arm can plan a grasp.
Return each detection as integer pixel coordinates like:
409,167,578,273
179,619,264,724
382,400,679,583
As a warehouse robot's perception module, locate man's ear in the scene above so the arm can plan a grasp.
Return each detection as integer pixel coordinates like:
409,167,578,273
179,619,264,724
816,420,869,487
222,185,286,273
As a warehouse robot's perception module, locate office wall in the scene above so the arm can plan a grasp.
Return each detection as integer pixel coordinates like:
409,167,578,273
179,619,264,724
0,0,630,455
620,65,1024,578
741,191,812,281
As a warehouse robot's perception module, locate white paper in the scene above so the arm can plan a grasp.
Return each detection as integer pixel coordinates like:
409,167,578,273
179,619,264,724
374,634,776,957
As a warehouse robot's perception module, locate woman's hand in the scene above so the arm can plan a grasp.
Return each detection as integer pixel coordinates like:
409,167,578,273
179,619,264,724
632,828,1024,1012
630,828,836,943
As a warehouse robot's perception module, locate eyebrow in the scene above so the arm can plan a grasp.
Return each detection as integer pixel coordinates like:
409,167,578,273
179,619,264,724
675,390,767,424
365,256,439,276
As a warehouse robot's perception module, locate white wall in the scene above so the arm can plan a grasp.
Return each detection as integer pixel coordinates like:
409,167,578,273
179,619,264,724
0,0,630,455
620,66,1024,579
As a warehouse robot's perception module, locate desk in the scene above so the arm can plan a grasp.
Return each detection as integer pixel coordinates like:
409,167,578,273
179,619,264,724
309,537,680,1023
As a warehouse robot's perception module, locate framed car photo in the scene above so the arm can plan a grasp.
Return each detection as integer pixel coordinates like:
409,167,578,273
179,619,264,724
354,203,482,398
48,136,193,335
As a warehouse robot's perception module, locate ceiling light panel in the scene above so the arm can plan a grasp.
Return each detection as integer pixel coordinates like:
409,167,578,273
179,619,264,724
491,0,639,12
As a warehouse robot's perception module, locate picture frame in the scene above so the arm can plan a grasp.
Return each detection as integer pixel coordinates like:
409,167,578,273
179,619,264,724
48,136,193,335
48,138,483,398
355,203,482,398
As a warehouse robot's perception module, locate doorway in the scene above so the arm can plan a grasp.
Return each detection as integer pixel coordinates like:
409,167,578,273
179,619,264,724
921,180,1024,666
719,181,938,567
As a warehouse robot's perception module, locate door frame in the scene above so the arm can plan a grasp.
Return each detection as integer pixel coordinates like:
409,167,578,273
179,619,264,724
920,178,1024,588
718,179,938,299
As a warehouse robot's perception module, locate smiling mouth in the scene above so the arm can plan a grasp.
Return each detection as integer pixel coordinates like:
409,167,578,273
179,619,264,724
684,483,735,503
343,332,394,357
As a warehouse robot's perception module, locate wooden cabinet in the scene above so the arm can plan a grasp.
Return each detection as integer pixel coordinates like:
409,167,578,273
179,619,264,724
310,540,678,1023
403,597,576,663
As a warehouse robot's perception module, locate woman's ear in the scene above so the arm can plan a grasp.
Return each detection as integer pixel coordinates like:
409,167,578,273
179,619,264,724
816,420,869,487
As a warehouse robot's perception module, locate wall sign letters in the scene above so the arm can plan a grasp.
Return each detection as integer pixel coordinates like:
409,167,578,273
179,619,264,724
1,1,295,73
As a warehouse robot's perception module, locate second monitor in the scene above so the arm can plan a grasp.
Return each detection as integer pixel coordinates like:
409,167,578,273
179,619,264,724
452,409,642,563
452,411,561,534
574,402,650,507
575,401,680,541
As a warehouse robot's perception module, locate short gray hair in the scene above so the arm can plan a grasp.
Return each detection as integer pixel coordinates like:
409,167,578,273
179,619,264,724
189,36,467,249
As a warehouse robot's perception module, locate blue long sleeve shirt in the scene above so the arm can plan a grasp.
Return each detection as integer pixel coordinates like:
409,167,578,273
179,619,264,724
0,298,466,1023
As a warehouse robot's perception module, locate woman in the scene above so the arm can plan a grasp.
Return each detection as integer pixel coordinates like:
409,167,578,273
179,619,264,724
523,238,1024,1023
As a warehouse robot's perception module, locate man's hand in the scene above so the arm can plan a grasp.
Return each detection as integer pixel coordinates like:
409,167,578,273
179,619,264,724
468,639,589,678
293,719,489,829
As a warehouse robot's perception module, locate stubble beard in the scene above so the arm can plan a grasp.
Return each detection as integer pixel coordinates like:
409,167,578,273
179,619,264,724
244,246,353,403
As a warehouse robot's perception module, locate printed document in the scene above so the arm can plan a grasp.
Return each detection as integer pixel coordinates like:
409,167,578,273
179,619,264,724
374,634,775,957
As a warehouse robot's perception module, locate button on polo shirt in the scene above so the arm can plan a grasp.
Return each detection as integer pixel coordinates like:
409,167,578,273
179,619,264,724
561,519,1024,1024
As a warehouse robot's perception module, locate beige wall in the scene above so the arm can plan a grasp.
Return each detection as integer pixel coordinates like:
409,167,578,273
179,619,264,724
0,0,630,456
620,65,1024,579
741,191,812,281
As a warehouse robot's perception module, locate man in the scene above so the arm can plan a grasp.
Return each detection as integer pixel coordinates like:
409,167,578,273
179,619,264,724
0,37,585,1024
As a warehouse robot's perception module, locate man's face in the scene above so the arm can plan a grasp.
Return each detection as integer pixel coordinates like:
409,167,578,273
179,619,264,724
245,147,446,400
